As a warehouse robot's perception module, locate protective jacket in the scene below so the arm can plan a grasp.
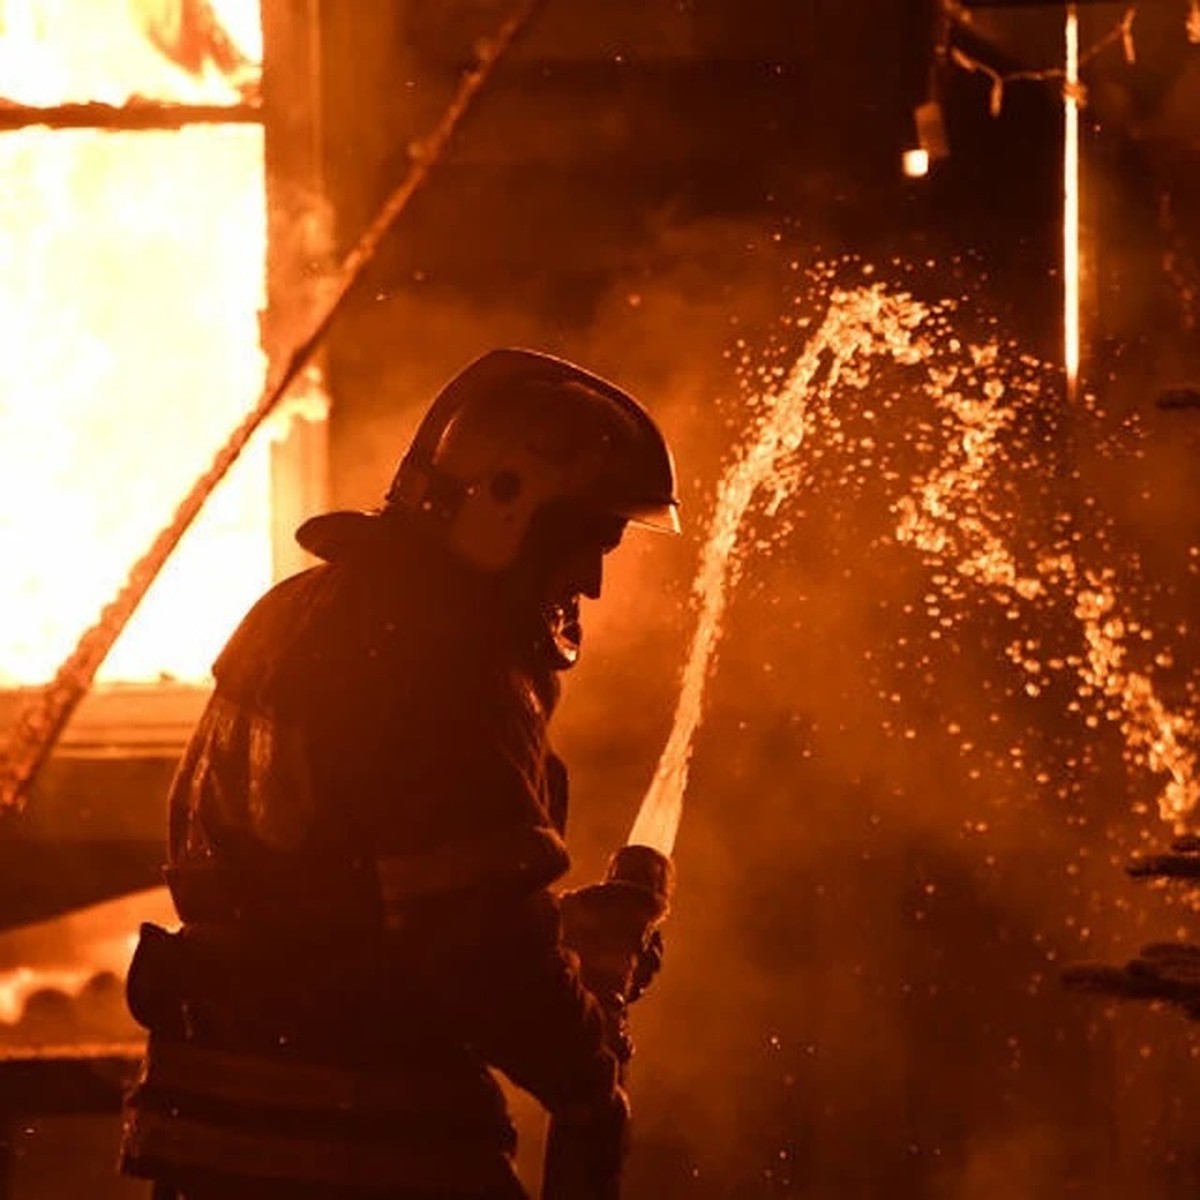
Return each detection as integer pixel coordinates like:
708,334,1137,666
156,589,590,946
119,522,623,1198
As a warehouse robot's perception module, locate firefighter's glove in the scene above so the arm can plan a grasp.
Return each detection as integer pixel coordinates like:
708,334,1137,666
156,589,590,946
559,881,665,1068
559,882,663,1007
542,1085,630,1200
628,926,664,1004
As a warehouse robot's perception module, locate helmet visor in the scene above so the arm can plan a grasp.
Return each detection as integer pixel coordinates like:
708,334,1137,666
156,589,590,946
619,498,682,535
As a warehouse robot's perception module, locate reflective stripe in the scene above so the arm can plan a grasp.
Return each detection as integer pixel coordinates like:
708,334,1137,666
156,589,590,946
376,824,568,917
122,1105,520,1194
141,1035,492,1118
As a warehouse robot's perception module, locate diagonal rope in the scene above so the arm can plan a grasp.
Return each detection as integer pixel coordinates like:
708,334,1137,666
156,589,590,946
0,0,547,815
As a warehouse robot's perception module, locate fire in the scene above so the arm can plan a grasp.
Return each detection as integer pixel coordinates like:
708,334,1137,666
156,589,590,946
0,0,259,104
0,886,173,1032
0,1,273,686
0,965,95,1026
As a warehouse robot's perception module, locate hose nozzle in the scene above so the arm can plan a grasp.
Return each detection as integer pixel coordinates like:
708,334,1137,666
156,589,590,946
560,845,675,1017
605,844,674,921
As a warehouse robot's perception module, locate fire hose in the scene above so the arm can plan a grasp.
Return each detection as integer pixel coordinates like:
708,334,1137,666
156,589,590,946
0,0,546,816
550,845,673,1200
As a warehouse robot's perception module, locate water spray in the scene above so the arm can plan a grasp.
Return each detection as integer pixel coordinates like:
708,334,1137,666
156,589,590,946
626,284,933,863
619,269,1200,924
613,284,935,951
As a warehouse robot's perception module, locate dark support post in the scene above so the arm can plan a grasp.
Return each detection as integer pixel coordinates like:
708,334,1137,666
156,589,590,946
0,1115,12,1200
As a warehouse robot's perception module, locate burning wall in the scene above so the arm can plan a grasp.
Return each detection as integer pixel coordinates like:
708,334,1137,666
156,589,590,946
0,0,273,687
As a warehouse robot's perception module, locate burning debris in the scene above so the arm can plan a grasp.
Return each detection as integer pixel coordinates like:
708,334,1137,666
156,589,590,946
0,887,172,1043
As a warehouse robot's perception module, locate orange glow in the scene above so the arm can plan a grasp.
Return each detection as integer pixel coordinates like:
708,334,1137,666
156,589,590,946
0,965,95,1025
903,148,930,179
1064,3,1081,401
0,886,174,1030
0,2,277,686
0,0,259,105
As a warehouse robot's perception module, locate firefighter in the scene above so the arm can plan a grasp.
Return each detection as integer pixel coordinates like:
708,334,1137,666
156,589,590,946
118,347,680,1200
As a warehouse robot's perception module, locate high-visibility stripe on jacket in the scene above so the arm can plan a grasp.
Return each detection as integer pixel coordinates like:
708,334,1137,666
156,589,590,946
121,1036,524,1196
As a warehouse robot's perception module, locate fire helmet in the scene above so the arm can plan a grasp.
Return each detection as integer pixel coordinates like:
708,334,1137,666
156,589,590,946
296,347,680,571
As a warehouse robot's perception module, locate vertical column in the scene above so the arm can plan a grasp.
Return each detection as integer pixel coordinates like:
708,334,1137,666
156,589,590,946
0,1115,11,1200
1064,1,1081,402
260,0,334,582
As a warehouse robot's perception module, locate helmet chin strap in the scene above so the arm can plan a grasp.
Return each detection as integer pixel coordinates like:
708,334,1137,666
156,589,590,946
540,596,583,670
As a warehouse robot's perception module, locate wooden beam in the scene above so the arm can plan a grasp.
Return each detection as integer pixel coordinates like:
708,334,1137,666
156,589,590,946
0,101,261,132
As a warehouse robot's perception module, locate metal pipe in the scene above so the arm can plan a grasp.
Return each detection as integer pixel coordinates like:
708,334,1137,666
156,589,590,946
0,102,261,131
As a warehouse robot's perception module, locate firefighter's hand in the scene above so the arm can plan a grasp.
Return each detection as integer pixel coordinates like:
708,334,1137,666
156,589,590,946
559,883,629,1001
559,883,662,999
541,1085,630,1200
628,927,664,1004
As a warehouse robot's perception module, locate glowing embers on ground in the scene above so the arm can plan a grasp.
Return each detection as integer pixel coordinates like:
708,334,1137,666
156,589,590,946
631,270,1200,857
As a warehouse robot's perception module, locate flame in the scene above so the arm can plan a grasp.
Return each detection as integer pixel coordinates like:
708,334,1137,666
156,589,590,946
0,965,94,1025
0,0,258,105
0,1,273,686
